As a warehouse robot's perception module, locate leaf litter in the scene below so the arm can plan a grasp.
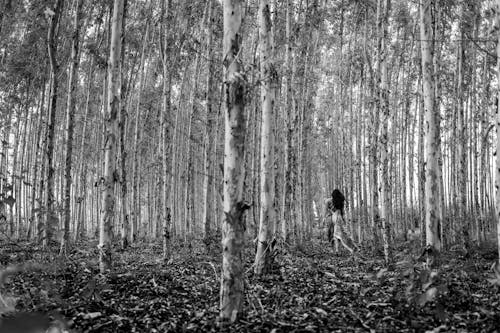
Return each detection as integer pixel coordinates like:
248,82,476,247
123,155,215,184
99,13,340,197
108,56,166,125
0,240,499,332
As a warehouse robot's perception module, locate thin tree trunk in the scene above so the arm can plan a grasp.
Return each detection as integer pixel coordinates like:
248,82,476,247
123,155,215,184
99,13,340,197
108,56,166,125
44,0,64,248
255,0,277,275
160,0,172,258
220,0,248,322
495,0,500,266
457,8,469,248
378,0,392,264
420,0,441,262
202,0,215,242
99,0,124,273
119,0,129,249
62,0,83,252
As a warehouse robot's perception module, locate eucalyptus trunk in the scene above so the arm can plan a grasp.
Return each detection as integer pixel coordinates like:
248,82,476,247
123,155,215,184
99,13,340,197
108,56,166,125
255,0,277,275
202,0,216,242
99,0,124,273
220,0,248,322
420,0,441,261
62,0,83,252
44,0,63,248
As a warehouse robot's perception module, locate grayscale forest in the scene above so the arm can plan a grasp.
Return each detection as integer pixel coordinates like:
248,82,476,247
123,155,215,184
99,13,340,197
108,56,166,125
0,0,499,332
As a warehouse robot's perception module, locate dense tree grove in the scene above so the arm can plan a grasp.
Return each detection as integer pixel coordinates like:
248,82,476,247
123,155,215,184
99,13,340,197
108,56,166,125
1,0,500,326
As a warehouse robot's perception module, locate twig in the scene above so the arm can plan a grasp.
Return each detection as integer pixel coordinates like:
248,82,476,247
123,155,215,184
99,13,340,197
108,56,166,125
349,308,373,332
202,261,219,281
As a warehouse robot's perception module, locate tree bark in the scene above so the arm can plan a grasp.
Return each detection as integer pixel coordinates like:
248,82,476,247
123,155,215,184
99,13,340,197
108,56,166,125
282,0,293,243
62,0,83,252
99,0,124,273
378,0,392,264
420,0,441,262
220,0,248,322
495,0,500,266
202,0,215,243
44,0,63,247
255,0,277,275
118,0,130,249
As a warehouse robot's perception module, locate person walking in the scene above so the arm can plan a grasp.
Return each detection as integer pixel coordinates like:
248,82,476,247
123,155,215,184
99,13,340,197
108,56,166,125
324,189,359,254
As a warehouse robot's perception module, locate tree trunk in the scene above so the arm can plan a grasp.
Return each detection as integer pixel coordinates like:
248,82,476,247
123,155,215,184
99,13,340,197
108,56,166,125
420,0,441,262
62,0,83,252
282,0,293,243
100,0,124,273
457,9,469,248
160,0,172,257
220,0,248,322
255,0,277,275
495,0,500,266
378,0,392,264
118,0,129,249
202,0,215,242
44,0,63,248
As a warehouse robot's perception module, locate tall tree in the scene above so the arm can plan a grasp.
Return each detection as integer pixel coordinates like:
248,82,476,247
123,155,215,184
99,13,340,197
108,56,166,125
496,0,500,266
378,0,392,264
202,0,216,243
457,2,468,248
160,0,172,258
99,0,124,273
220,0,248,322
118,0,129,250
254,0,278,275
62,0,84,252
44,0,64,248
420,0,441,262
282,0,293,243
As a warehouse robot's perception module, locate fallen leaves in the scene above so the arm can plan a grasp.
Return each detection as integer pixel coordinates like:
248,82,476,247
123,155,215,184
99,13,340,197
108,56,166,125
0,241,498,332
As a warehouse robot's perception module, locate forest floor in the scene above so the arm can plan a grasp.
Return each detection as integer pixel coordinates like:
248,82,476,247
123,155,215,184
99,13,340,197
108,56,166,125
0,238,499,333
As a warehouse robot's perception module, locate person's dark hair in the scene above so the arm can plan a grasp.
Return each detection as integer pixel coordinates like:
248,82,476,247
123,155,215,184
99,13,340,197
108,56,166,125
331,189,345,216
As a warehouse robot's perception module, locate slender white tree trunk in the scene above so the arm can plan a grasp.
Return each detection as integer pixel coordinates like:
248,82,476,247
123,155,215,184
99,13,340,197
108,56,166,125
379,0,392,264
495,0,500,266
99,0,124,273
254,0,277,275
282,0,292,242
62,0,83,252
220,0,248,322
420,0,441,261
44,0,63,248
160,0,171,258
202,0,215,241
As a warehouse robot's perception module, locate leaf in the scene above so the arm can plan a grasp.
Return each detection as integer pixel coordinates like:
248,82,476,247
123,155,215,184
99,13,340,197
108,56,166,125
416,287,438,307
425,324,448,333
44,7,55,17
487,262,500,286
492,261,500,279
486,278,500,286
314,307,328,316
0,295,18,314
376,268,388,279
0,265,23,286
83,312,102,319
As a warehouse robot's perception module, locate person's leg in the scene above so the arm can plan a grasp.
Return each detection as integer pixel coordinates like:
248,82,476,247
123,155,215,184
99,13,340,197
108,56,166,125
327,222,339,254
333,212,359,254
